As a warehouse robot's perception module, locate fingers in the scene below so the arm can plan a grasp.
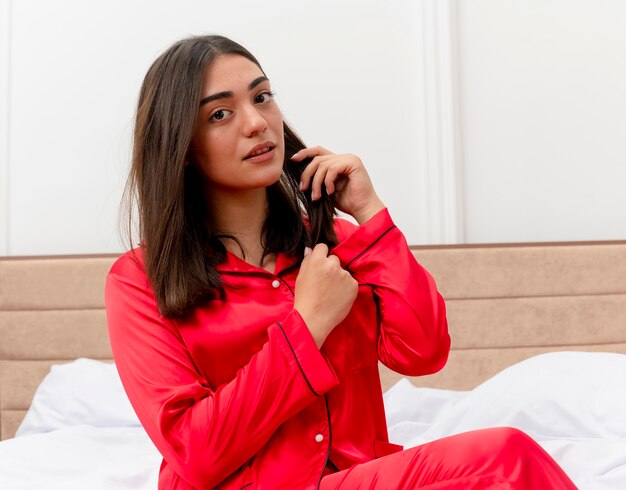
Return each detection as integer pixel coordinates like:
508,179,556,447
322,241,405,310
302,243,341,268
311,243,329,257
290,146,332,161
323,166,343,196
297,156,322,192
299,154,352,200
311,165,344,200
291,146,335,200
302,243,327,263
313,245,342,270
292,146,364,202
310,159,332,200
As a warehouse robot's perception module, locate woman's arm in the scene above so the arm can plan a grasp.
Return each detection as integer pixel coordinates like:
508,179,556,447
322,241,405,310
105,256,339,489
292,147,450,375
332,209,450,376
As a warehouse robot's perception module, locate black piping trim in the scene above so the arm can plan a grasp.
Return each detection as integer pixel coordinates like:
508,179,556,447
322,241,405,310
345,225,396,269
276,321,320,397
277,276,295,296
217,271,273,278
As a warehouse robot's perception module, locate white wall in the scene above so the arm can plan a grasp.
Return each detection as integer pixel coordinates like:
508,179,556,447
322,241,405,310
2,1,625,255
457,0,626,243
0,0,9,254
2,0,459,255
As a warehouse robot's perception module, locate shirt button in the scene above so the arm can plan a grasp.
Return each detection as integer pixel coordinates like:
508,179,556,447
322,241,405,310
314,434,324,443
271,279,280,288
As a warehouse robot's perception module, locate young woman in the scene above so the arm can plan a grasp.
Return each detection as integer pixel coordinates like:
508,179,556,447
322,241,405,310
105,35,577,489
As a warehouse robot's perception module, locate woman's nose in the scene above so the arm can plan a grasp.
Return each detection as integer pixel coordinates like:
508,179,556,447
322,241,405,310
241,104,267,136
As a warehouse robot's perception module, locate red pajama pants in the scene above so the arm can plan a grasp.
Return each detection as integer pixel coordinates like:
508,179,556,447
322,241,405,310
320,427,578,489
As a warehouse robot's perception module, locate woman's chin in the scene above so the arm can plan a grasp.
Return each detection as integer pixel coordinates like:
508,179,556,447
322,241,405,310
259,167,286,188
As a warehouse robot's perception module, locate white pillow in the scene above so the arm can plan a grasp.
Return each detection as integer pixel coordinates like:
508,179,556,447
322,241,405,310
421,351,626,441
16,358,140,437
384,378,468,446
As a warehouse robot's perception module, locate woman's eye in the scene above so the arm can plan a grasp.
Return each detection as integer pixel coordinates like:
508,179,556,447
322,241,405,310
210,109,231,122
254,91,275,104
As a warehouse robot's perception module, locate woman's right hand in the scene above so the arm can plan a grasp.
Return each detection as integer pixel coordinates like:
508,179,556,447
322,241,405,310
293,244,359,348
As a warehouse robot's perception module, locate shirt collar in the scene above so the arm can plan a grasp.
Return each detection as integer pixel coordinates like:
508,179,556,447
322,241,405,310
216,251,301,277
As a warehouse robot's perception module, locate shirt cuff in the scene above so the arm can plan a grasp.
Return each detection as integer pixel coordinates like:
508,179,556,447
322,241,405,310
332,208,396,269
273,309,339,396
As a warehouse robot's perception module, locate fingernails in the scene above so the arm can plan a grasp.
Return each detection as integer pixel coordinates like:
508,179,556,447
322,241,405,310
298,181,303,191
304,246,311,256
290,151,299,160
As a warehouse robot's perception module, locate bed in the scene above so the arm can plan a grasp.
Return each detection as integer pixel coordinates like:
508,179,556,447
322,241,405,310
1,241,626,489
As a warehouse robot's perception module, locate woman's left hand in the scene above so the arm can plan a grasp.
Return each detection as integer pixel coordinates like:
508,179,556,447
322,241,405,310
291,146,385,225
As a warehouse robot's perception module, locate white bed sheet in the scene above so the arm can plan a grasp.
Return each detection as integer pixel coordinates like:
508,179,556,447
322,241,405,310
384,352,626,489
0,426,160,490
1,352,625,489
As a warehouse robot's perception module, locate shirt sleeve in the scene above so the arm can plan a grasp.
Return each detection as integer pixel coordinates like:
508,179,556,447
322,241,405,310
105,255,338,489
332,208,450,376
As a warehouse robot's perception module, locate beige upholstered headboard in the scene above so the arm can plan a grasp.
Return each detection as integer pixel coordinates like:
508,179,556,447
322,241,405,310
0,255,116,440
2,241,626,440
380,241,626,391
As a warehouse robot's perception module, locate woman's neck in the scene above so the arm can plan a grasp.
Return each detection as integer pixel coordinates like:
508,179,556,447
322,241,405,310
208,187,274,270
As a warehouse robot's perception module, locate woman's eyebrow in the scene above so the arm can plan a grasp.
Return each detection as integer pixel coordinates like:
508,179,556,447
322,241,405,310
199,76,269,107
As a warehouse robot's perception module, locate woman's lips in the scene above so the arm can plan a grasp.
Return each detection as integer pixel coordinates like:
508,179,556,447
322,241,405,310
244,144,276,163
244,147,275,163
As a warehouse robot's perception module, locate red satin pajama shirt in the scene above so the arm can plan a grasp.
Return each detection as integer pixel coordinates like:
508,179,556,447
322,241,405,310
106,209,577,489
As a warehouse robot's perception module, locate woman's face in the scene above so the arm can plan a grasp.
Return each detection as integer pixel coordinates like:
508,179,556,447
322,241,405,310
189,54,285,194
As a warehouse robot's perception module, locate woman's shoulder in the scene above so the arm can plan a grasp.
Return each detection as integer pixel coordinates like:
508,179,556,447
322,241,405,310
108,247,147,281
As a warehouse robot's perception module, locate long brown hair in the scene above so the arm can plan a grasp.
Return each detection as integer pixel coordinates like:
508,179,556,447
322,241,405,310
124,35,337,318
